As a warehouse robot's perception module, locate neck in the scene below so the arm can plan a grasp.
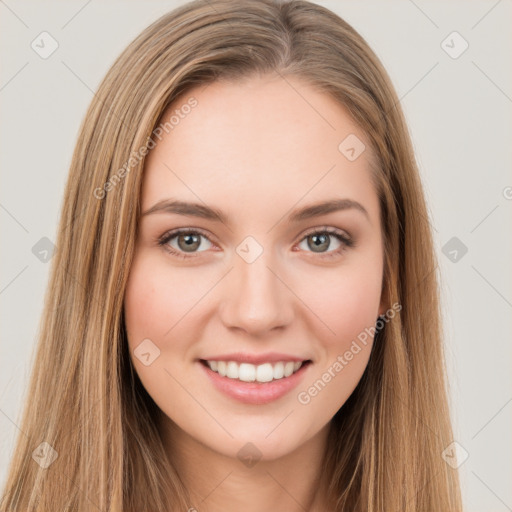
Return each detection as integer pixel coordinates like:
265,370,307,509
159,414,332,512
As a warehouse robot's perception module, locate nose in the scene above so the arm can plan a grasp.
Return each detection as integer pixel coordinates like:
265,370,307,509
219,249,294,336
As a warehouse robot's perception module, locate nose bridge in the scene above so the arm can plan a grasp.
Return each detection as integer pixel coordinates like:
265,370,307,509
220,241,293,334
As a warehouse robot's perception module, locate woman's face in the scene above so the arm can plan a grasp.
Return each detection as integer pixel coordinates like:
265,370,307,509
124,74,386,462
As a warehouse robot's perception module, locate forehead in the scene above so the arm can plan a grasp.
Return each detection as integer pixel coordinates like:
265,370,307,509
141,75,379,226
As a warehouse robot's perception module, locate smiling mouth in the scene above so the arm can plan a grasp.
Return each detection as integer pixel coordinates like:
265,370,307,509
199,359,312,383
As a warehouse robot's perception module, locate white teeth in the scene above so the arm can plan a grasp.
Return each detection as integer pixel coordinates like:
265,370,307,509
226,361,238,379
284,362,294,377
256,363,273,382
273,362,284,379
205,359,306,382
239,363,256,382
217,361,227,377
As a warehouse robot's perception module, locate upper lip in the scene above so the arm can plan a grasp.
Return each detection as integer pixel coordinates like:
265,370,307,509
199,352,312,365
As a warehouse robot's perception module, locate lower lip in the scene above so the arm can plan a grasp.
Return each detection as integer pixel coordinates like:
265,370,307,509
198,360,312,405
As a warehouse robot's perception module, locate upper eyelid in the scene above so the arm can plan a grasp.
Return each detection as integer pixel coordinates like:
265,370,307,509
164,227,216,244
301,225,351,239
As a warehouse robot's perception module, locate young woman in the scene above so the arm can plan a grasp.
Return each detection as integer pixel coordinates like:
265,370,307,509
1,0,463,510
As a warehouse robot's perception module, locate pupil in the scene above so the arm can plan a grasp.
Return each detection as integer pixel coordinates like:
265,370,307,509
179,234,200,251
310,234,329,252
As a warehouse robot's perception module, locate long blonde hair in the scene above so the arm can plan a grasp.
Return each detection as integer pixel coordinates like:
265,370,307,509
1,1,463,510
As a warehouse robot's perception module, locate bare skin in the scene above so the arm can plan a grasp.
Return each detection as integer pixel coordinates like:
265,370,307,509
124,73,387,511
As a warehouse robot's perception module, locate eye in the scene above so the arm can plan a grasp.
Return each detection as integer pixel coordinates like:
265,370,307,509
157,226,354,260
157,228,214,259
296,227,354,259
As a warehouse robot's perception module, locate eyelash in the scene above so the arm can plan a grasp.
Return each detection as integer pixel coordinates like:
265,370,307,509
156,226,354,261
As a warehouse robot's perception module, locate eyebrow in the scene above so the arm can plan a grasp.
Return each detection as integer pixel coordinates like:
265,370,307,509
141,198,370,224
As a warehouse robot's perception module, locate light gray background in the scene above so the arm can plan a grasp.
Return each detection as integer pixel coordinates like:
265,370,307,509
1,1,511,510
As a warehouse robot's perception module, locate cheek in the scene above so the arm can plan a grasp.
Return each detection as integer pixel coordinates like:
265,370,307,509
123,254,202,413
296,266,381,415
302,261,383,347
124,253,199,344
334,274,380,340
